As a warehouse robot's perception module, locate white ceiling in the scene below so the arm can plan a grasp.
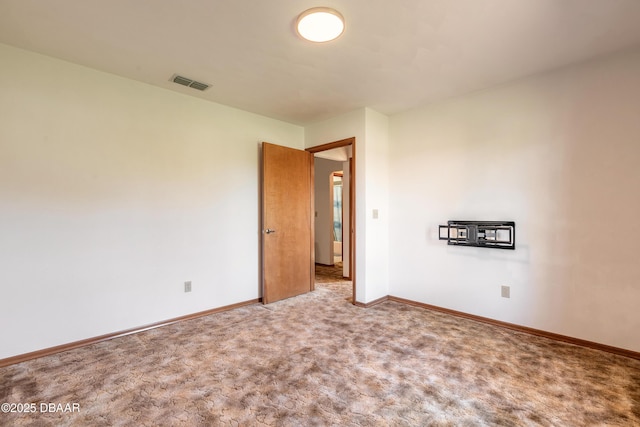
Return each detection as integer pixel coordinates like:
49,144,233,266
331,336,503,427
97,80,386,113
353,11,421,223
2,0,640,125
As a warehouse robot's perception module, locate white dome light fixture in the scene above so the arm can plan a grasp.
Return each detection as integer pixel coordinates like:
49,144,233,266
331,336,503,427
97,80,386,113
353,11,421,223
296,7,345,43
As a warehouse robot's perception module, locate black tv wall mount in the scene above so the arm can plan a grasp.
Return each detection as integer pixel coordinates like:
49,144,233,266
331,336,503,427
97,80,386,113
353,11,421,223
439,221,515,250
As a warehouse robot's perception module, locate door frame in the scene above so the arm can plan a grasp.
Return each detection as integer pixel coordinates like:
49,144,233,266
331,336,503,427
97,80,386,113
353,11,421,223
306,137,356,304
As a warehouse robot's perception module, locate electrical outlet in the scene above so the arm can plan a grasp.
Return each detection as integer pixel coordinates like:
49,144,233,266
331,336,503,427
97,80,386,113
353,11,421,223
184,281,192,293
501,285,510,298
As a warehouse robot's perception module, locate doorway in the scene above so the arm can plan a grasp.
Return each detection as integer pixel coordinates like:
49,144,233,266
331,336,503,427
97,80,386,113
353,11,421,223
307,137,356,303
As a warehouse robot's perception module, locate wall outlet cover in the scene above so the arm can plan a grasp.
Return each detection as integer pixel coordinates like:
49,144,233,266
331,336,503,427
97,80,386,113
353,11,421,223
501,285,510,298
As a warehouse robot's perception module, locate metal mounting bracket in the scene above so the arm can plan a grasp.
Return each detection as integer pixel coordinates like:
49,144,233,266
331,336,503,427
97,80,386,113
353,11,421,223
439,221,515,250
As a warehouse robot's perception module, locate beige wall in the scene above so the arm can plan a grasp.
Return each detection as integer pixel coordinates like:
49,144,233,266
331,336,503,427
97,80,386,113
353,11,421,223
0,43,304,359
388,49,640,352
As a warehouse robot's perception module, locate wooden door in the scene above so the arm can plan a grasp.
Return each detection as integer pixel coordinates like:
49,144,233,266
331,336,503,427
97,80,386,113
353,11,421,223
261,142,314,304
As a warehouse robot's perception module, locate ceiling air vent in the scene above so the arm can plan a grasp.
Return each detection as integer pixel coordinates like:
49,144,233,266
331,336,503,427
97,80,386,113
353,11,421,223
170,74,210,91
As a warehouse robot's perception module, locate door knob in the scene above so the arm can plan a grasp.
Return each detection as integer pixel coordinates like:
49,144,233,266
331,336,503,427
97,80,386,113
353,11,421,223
264,229,276,234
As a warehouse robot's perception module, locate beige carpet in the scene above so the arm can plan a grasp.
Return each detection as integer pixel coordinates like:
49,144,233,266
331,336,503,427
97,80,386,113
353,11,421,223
315,262,347,284
1,277,639,426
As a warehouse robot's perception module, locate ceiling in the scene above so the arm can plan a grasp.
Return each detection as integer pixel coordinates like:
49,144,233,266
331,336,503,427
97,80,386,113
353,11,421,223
2,0,640,126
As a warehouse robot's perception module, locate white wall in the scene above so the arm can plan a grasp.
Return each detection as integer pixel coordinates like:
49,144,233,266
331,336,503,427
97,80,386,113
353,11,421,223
8,38,636,359
388,49,640,352
305,108,390,303
314,157,343,265
363,109,390,302
0,43,304,359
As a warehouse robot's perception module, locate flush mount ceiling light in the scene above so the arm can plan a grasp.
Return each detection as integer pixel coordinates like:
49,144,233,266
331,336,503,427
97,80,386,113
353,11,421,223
296,7,345,42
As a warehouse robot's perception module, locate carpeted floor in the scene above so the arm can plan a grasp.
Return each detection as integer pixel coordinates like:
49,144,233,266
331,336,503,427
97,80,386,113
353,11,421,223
315,262,347,284
1,273,639,426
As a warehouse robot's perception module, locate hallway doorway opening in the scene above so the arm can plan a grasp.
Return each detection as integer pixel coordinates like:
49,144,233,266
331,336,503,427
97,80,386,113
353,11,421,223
307,137,355,304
